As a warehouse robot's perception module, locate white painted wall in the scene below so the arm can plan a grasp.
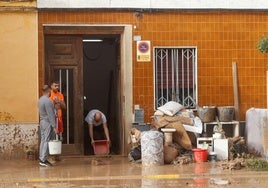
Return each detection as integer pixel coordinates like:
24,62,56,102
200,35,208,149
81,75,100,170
38,0,268,9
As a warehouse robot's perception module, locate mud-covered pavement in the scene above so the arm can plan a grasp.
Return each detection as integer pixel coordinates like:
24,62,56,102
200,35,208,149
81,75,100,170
1,156,268,188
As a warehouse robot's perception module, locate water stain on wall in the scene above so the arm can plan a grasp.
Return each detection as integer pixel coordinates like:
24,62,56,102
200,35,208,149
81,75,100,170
0,122,38,159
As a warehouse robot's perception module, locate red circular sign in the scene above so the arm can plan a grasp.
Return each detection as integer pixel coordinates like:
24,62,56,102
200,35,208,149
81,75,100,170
138,42,149,53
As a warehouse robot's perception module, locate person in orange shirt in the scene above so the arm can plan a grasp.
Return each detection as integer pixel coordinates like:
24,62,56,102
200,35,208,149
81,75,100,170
50,81,66,140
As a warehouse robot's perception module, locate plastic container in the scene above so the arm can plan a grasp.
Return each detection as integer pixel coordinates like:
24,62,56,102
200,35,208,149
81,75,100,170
192,148,208,162
93,140,110,155
208,152,217,162
217,106,234,122
141,130,164,166
48,140,62,155
197,106,216,123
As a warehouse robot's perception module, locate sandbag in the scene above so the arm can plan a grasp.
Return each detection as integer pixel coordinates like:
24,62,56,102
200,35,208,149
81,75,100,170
152,115,193,150
157,101,184,116
166,121,192,150
151,115,193,129
187,132,197,147
151,116,169,129
164,145,179,164
164,115,193,125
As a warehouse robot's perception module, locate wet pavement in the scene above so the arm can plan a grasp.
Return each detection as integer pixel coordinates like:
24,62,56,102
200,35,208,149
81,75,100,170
1,156,268,188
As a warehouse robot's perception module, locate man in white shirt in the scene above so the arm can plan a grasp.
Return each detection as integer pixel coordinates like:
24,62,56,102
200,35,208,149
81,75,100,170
85,109,110,146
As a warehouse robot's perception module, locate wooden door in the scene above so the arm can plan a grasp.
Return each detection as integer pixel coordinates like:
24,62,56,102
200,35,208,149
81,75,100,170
45,35,83,155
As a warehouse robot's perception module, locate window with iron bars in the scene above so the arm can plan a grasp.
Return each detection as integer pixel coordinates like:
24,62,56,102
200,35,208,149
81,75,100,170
154,47,197,109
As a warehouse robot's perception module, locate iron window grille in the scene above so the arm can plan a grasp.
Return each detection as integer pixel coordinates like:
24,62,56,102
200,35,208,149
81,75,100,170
154,47,197,109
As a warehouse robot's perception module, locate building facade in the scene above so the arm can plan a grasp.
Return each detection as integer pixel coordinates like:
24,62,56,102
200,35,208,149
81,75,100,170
1,0,268,158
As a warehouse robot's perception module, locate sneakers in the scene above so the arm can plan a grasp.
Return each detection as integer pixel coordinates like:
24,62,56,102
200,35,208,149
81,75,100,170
39,160,52,167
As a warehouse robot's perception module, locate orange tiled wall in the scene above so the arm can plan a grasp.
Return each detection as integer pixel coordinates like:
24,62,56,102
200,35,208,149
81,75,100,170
39,10,268,122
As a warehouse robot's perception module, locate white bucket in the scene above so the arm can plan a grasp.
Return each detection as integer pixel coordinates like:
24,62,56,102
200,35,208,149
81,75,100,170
48,140,62,155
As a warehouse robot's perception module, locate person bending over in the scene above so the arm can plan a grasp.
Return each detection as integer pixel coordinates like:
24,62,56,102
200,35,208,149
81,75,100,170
85,109,110,146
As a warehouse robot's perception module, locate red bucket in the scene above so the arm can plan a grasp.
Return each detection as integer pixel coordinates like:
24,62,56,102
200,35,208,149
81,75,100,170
93,140,110,155
192,148,208,162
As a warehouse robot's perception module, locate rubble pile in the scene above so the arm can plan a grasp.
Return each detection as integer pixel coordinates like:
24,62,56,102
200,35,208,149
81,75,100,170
129,101,200,164
229,136,249,160
219,158,245,170
128,102,268,170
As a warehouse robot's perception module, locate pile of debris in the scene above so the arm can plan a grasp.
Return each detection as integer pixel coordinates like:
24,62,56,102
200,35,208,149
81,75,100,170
229,136,249,160
128,102,268,170
128,101,200,164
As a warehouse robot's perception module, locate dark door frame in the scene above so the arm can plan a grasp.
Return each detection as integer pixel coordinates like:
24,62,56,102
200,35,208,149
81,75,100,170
44,36,84,155
42,24,133,156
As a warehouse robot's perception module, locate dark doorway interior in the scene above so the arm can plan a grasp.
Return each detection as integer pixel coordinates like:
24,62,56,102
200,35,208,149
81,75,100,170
83,34,121,155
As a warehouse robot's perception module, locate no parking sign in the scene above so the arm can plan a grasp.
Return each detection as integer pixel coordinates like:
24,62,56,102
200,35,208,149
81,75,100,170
137,40,151,62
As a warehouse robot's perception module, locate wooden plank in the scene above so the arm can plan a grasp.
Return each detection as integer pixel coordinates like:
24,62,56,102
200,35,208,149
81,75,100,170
232,62,240,121
267,71,268,111
264,71,268,157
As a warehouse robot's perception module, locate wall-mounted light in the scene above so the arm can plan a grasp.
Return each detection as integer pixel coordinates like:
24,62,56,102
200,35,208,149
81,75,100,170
83,39,103,42
134,11,143,30
135,11,142,18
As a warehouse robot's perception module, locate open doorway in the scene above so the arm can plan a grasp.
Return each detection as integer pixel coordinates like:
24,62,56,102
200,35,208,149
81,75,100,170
83,34,121,155
43,25,133,156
